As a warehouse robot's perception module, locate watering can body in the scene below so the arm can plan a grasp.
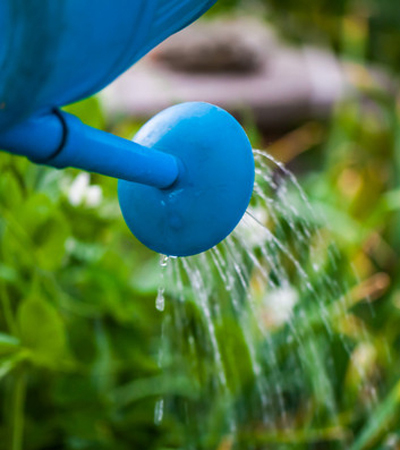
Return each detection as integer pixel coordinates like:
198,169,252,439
0,0,216,132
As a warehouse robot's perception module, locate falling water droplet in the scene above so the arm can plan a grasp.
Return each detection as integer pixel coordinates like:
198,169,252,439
161,255,170,267
154,398,164,425
156,287,165,312
156,255,169,312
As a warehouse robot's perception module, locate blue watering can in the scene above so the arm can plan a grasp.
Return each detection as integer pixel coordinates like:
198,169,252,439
0,0,255,257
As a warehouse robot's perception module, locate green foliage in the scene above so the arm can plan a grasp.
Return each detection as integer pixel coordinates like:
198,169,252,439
1,5,400,449
208,1,400,447
0,98,166,449
18,296,68,368
214,0,400,70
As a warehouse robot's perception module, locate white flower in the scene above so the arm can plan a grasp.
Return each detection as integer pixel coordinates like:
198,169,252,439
67,173,103,208
261,286,298,328
85,185,103,207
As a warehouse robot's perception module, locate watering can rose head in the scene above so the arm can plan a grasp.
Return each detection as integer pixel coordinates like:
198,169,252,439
118,102,255,257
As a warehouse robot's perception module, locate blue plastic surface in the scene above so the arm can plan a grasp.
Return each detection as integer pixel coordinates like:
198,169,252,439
0,0,217,132
118,102,255,257
0,112,65,162
45,111,180,189
0,3,10,72
0,109,180,188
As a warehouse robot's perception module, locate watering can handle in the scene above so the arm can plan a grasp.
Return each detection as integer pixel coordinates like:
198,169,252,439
0,111,180,189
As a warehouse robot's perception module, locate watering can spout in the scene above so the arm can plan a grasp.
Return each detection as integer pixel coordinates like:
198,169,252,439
0,110,180,189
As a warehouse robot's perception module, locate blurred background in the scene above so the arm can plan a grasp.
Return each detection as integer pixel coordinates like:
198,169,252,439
1,0,400,449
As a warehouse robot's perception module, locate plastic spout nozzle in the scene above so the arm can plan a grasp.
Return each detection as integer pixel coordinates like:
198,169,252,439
0,110,180,189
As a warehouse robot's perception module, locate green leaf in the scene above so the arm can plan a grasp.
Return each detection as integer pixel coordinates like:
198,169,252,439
0,355,20,380
3,193,70,271
113,375,198,408
350,380,400,450
0,262,19,283
62,96,105,130
17,297,67,368
0,332,20,356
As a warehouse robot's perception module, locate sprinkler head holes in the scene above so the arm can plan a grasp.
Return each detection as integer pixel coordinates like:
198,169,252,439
118,102,255,257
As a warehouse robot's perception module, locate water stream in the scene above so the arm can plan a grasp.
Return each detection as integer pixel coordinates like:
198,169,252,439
154,151,376,449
